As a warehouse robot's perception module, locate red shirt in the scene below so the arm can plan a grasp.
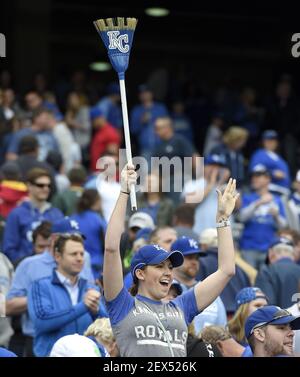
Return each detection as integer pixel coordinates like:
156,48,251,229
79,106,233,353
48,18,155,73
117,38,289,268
0,180,28,218
90,122,121,171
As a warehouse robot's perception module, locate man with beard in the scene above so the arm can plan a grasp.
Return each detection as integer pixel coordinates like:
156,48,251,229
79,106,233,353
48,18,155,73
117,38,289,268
245,305,300,357
171,237,227,336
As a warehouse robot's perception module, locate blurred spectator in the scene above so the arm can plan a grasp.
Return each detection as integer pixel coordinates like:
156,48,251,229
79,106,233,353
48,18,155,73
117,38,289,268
51,166,86,216
65,91,91,165
153,116,198,204
96,82,122,130
6,218,94,357
239,164,287,269
15,135,57,194
277,228,300,265
149,226,177,251
86,152,120,222
24,90,63,122
89,107,121,171
71,189,107,279
200,325,246,357
3,168,63,264
173,203,198,240
249,130,291,196
170,100,193,142
203,111,225,155
0,252,14,348
284,170,300,232
137,172,174,226
227,287,268,346
210,126,249,187
121,211,155,273
197,228,251,315
182,154,230,236
1,88,22,121
171,237,227,336
31,221,52,254
6,107,60,162
255,237,300,308
0,161,28,218
46,151,70,193
28,233,102,356
130,84,168,158
264,76,300,176
84,318,119,357
49,110,81,172
232,87,264,143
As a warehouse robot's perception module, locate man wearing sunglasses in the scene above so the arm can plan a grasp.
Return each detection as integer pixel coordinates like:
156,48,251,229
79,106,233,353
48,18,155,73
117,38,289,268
3,167,64,265
245,305,300,357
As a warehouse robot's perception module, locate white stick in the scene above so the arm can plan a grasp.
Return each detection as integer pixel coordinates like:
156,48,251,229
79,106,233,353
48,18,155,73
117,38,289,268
119,78,137,211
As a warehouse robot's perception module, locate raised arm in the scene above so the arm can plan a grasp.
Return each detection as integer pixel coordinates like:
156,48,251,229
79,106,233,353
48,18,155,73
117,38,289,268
194,178,239,311
103,164,137,301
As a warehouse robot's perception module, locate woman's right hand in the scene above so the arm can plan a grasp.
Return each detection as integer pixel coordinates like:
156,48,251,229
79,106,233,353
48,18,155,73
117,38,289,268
120,164,137,194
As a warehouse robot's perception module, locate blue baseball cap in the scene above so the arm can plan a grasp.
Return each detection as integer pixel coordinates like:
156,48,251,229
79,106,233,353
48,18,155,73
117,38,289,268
135,227,152,242
130,244,184,279
245,305,300,339
204,154,227,167
262,130,278,140
51,218,86,239
90,106,103,121
268,236,294,249
170,236,207,257
235,287,268,309
250,164,271,176
170,279,183,296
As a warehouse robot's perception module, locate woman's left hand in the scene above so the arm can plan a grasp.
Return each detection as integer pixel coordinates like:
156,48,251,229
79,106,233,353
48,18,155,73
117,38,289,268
216,178,239,221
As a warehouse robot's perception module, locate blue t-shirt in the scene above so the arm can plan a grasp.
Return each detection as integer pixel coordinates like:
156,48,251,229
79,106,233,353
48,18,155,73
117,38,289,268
71,210,107,278
239,192,286,252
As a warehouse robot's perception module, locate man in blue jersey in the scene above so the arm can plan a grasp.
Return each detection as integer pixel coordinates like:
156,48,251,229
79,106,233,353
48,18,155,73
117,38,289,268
3,167,64,264
239,164,287,269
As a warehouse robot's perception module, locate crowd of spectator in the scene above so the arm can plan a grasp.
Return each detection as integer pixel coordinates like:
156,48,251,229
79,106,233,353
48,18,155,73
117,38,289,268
0,67,300,358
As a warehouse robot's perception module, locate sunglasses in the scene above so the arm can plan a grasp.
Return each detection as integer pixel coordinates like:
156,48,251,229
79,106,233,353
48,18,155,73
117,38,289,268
250,309,292,335
33,182,51,188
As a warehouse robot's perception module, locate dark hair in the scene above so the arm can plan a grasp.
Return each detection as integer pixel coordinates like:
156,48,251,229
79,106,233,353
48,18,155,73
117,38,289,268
68,166,87,185
32,221,52,244
54,233,84,254
173,204,195,226
18,135,39,154
129,282,139,296
32,107,51,121
77,189,101,213
26,167,51,184
46,151,63,172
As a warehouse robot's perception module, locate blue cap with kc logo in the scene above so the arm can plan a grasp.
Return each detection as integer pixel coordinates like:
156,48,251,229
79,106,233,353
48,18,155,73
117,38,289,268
130,244,184,279
171,236,207,257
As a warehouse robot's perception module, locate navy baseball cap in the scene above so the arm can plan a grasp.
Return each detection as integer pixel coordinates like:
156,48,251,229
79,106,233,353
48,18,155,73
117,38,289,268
245,305,300,339
51,218,86,239
268,236,294,249
204,154,227,167
131,244,184,279
171,236,207,257
262,130,278,140
90,106,103,121
250,164,271,176
235,287,268,309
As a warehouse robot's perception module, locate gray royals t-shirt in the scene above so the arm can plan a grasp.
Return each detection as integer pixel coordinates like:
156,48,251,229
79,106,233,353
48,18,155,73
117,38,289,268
106,286,199,357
